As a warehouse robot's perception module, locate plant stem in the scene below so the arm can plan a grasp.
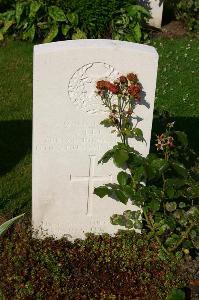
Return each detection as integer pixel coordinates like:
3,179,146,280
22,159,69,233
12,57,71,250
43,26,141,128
170,223,195,252
143,211,170,256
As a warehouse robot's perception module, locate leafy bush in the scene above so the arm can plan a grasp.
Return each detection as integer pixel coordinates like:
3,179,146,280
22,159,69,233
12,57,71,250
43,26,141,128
164,0,199,32
64,0,121,38
0,1,87,42
111,4,150,42
94,74,199,257
176,0,199,32
0,221,187,299
0,0,14,12
0,0,150,42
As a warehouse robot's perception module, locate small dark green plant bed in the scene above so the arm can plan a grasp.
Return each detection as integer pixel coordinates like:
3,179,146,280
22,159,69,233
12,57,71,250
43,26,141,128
0,220,190,300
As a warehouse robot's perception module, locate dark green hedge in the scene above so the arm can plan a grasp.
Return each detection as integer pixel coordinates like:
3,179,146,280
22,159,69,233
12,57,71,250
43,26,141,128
0,220,187,299
0,0,140,38
63,0,137,38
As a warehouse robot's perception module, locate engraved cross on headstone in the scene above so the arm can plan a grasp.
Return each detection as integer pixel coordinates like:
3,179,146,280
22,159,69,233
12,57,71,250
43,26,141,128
70,155,112,216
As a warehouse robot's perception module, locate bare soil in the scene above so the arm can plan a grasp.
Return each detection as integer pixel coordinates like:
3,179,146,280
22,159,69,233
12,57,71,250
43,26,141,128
152,21,188,38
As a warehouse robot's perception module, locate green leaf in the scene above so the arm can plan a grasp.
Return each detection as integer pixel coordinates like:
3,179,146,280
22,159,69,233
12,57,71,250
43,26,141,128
133,23,142,42
186,206,199,217
125,219,134,229
151,158,169,174
165,234,180,247
148,199,160,212
98,149,114,164
123,210,134,219
175,131,188,147
123,185,135,199
0,214,24,236
110,214,126,226
127,5,150,17
113,149,129,168
132,128,143,140
165,178,186,189
29,1,41,19
128,152,144,168
158,224,170,235
62,24,70,36
16,2,25,25
117,171,129,186
37,22,48,29
166,186,175,199
179,202,186,208
94,186,109,198
134,165,145,181
190,229,197,239
100,118,113,127
165,202,177,212
2,20,15,34
134,220,142,229
192,236,199,249
72,29,87,40
43,24,58,43
0,31,4,41
114,189,128,204
48,6,66,22
67,12,78,27
166,288,185,300
23,24,35,41
0,10,15,21
171,162,188,178
124,33,135,42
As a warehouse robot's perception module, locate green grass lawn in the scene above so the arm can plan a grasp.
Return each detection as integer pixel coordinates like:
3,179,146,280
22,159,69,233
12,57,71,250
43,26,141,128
0,37,198,216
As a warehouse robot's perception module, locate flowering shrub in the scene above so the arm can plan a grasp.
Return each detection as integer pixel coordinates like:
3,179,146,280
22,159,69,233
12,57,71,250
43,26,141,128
96,73,143,145
94,73,199,257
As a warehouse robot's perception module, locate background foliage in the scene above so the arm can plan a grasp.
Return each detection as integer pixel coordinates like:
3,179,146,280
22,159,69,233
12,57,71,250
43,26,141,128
0,0,149,42
164,0,199,32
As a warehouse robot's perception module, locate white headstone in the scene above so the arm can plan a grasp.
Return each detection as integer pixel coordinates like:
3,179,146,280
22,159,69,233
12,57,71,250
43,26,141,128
139,0,163,28
33,39,158,239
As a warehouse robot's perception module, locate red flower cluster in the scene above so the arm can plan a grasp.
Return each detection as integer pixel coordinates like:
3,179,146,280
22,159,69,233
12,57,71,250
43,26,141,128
96,80,108,90
127,73,138,82
128,83,141,100
96,80,120,94
107,82,120,94
119,76,128,84
96,73,142,100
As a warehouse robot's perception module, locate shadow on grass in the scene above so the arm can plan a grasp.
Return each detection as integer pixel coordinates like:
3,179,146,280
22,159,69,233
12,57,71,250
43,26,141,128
151,112,199,153
0,120,32,175
0,115,198,176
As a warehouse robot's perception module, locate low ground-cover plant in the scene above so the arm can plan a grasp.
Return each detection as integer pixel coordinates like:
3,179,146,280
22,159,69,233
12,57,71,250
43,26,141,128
0,0,150,42
94,73,199,258
0,220,188,299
